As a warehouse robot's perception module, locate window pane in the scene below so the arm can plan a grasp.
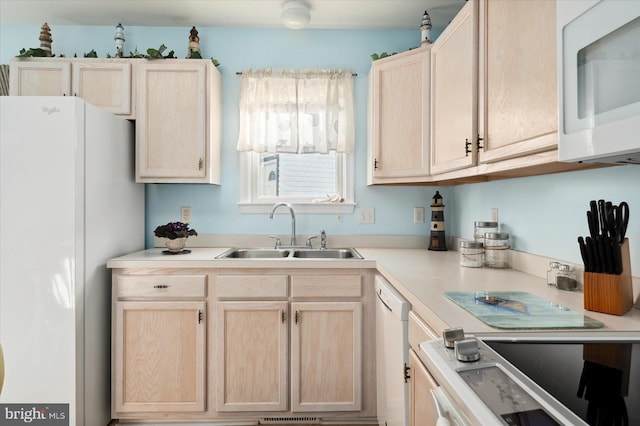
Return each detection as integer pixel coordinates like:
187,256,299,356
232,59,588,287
257,152,337,199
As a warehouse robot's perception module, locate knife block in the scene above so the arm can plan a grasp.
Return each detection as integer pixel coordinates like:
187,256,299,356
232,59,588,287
583,239,633,316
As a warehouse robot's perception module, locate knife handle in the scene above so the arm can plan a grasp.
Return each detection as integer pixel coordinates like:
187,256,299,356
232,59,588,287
578,237,589,272
597,236,607,273
585,236,596,273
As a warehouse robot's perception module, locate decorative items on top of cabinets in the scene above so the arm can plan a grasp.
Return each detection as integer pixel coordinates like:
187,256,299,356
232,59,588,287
367,45,431,184
114,23,125,58
477,0,558,164
429,0,479,175
421,10,433,45
9,57,134,117
135,59,221,184
39,22,53,56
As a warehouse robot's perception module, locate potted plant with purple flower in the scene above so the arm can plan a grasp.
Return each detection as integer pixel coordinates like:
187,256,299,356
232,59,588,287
154,221,197,253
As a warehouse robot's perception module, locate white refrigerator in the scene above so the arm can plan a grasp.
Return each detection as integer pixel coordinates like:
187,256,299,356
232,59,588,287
0,97,144,425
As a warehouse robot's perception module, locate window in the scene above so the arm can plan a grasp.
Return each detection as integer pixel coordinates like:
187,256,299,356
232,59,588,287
237,69,355,213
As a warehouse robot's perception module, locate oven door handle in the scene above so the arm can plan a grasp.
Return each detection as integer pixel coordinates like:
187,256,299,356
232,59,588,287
430,388,452,426
431,386,472,426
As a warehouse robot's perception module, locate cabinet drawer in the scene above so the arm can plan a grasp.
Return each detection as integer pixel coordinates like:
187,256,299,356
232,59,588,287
217,275,288,299
116,274,206,299
409,311,438,351
291,274,362,298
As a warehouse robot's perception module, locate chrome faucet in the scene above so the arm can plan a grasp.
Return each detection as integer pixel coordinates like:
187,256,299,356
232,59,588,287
269,202,297,247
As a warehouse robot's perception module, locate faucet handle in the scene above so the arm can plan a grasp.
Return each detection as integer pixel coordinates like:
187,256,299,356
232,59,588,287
306,234,319,248
269,235,282,249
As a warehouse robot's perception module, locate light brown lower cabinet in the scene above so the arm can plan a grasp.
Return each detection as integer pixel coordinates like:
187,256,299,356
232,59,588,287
216,301,289,411
112,269,374,423
290,302,363,412
408,349,438,426
114,300,207,413
216,282,364,413
407,311,441,426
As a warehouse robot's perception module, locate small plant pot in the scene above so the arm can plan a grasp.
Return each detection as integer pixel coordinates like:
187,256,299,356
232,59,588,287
164,237,187,252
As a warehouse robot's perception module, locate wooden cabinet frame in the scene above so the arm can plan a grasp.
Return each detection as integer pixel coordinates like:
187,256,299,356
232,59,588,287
10,58,134,117
368,46,431,183
114,300,206,413
215,301,289,411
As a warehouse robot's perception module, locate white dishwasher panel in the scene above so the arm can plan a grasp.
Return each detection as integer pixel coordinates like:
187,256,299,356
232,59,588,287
375,275,410,426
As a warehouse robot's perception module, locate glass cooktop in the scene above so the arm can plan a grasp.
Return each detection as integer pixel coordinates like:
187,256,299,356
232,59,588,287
487,340,640,425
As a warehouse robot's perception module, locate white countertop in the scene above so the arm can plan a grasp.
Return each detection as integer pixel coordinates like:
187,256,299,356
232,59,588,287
108,247,640,336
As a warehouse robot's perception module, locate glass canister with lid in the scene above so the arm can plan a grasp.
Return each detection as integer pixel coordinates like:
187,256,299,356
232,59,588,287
474,221,498,244
556,264,578,291
459,240,484,268
484,232,510,268
547,261,561,286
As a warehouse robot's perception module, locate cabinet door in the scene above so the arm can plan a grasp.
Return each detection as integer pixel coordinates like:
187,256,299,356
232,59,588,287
9,60,71,96
136,61,209,182
369,47,431,183
408,349,439,426
216,301,288,411
478,0,557,164
114,301,206,413
291,302,362,412
72,61,132,115
430,0,479,175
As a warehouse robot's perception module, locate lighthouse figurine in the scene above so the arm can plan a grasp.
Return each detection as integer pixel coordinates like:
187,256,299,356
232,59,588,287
428,191,447,251
420,10,432,45
114,23,125,58
39,22,53,57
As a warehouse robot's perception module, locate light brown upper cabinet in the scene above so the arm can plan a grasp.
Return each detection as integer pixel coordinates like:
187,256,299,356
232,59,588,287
430,0,584,180
10,58,134,117
368,46,431,184
477,0,558,164
430,0,479,175
135,60,221,184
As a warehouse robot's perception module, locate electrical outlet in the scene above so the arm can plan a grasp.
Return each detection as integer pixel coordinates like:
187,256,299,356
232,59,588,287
358,207,375,224
181,206,192,224
491,208,498,223
414,207,425,224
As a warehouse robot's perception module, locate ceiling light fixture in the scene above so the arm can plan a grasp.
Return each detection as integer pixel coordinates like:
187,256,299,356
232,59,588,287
281,0,311,30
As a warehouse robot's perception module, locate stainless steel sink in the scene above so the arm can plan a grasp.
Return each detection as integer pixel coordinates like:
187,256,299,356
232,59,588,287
292,248,363,259
215,247,363,259
215,248,291,259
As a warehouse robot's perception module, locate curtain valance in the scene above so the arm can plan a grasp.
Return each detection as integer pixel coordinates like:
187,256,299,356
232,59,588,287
236,68,355,154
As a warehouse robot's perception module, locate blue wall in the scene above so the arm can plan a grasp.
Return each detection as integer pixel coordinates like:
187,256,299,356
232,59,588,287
2,24,638,273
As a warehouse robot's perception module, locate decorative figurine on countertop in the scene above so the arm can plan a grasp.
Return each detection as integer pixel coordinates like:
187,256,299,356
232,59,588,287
428,190,447,251
421,10,432,45
187,26,202,58
114,23,125,57
39,22,53,56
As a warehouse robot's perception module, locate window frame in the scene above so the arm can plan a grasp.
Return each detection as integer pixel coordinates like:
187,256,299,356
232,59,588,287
238,150,355,214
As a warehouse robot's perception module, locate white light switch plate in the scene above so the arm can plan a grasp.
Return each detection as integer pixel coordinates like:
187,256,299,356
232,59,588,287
181,206,192,223
491,208,498,223
358,207,375,224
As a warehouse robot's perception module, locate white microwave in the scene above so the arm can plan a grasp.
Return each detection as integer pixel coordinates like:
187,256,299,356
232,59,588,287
557,0,640,164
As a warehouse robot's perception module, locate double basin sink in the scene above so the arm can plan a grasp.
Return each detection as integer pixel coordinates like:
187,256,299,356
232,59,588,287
216,247,363,259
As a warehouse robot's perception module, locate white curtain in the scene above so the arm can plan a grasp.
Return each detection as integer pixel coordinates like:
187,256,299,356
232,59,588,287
237,68,355,154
